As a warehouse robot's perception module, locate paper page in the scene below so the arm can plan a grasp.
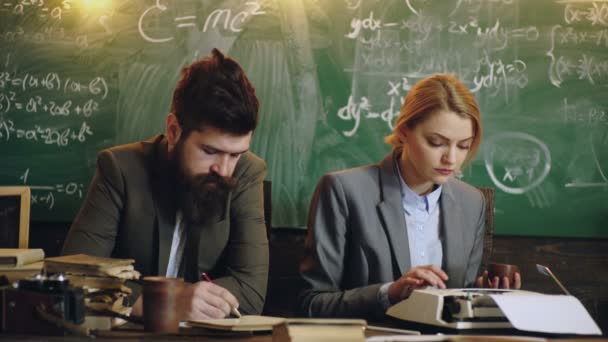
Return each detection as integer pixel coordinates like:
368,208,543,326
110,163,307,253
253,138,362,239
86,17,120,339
489,293,601,335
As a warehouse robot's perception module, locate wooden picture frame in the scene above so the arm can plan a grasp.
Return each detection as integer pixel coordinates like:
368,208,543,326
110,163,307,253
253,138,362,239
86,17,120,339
0,186,31,248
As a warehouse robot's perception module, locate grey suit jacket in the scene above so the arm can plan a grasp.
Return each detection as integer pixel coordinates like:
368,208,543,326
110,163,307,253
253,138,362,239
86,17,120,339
62,135,269,314
298,149,486,319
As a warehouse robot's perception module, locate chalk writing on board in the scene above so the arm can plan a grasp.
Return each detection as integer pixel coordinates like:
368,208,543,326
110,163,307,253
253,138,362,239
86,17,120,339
470,55,528,103
547,23,608,87
138,0,265,43
563,2,608,26
484,132,552,195
337,77,409,136
19,168,84,210
344,0,362,11
0,93,100,117
563,98,608,126
0,0,90,48
2,0,69,19
0,119,93,146
562,98,608,188
0,71,109,100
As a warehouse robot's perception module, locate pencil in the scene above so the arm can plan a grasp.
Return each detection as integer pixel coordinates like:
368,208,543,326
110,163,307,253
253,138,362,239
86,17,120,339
201,272,242,318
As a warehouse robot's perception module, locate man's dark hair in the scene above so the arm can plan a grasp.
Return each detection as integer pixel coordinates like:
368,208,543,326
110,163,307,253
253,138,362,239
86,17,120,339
171,48,259,137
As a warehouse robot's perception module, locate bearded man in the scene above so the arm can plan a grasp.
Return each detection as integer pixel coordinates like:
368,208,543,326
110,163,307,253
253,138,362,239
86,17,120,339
62,48,268,320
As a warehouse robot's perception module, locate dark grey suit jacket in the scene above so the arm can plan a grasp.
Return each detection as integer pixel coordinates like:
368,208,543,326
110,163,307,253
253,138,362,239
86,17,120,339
298,150,486,319
62,135,269,314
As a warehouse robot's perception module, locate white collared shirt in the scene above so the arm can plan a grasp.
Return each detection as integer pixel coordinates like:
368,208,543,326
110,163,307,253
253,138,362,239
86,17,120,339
165,211,187,277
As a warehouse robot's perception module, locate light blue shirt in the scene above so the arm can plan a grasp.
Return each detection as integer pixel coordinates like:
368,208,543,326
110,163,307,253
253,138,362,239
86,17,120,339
378,161,443,309
400,176,443,269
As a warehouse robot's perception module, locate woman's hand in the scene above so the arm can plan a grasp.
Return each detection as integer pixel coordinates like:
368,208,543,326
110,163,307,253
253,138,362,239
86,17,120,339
475,270,522,289
388,265,448,304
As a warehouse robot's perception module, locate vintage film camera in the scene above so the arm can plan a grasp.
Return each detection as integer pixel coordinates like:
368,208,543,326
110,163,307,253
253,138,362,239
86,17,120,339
0,273,85,335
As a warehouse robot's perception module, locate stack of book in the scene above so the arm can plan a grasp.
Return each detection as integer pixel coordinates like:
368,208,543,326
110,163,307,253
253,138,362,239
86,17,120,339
44,254,141,329
0,248,44,282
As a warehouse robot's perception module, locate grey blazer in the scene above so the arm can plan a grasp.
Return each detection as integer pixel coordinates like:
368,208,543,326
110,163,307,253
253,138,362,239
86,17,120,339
62,135,269,314
298,149,486,319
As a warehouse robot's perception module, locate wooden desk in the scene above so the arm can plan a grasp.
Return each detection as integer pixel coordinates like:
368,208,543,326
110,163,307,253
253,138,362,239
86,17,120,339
2,328,607,342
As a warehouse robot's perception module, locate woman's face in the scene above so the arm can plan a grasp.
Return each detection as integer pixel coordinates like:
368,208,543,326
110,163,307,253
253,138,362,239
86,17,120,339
399,109,474,195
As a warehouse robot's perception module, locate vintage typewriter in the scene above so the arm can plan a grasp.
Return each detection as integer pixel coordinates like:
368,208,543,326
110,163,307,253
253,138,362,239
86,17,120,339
386,288,529,329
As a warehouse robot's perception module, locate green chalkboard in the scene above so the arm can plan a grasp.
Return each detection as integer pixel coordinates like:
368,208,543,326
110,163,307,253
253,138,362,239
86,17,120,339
0,0,607,237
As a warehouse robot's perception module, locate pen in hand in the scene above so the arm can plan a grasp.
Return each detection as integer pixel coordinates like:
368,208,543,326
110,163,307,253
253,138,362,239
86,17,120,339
201,272,242,318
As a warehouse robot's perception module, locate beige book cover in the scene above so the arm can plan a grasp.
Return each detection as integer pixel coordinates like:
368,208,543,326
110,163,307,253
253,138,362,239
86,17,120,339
272,319,367,342
0,261,43,281
67,274,131,291
188,315,286,331
0,248,44,267
188,316,366,334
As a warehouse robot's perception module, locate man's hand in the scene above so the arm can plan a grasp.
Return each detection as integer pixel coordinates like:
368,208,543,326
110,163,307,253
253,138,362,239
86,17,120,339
475,270,522,289
388,265,449,304
180,281,239,320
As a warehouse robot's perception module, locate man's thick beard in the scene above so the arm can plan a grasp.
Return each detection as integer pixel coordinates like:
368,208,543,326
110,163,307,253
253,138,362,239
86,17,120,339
172,143,237,225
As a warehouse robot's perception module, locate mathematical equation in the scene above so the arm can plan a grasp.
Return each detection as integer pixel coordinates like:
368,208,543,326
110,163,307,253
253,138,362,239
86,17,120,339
0,119,93,146
0,69,109,100
19,168,84,211
484,132,551,195
471,55,528,102
563,2,608,26
346,11,539,52
336,77,410,137
0,24,89,48
563,98,608,126
0,0,71,20
548,53,608,86
138,0,265,43
551,26,608,47
0,92,100,117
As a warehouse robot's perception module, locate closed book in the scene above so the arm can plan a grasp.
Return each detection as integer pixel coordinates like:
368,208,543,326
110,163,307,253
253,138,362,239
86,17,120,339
0,261,43,281
188,315,286,332
67,274,131,292
272,319,367,342
0,248,44,267
44,254,139,278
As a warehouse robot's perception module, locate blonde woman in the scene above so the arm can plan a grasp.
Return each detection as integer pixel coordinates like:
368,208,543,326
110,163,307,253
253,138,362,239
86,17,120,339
298,74,520,319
